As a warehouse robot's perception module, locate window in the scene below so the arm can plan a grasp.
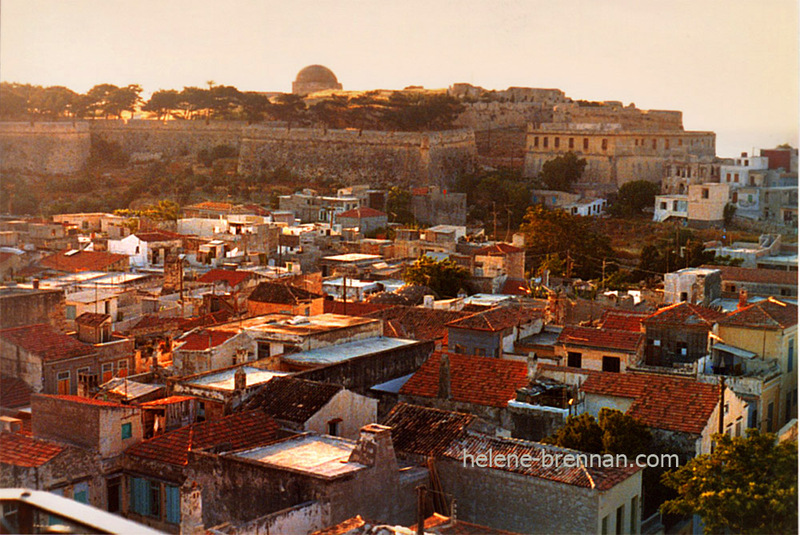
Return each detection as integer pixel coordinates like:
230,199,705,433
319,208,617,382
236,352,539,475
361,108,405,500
789,339,795,372
543,137,549,148
117,360,128,378
665,139,670,150
583,138,589,150
121,422,132,440
567,352,582,368
660,202,667,210
677,342,688,357
57,371,70,395
680,292,688,302
73,481,89,504
107,477,121,513
652,139,657,149
602,356,621,373
653,339,661,347
327,418,342,436
702,188,709,199
735,418,742,437
601,515,609,535
630,496,638,534
102,363,113,383
149,481,161,518
454,344,467,355
473,347,486,357
601,138,608,151
129,477,150,516
569,137,574,149
533,136,539,148
616,505,624,535
165,485,180,524
66,305,77,320
767,402,774,432
554,137,560,149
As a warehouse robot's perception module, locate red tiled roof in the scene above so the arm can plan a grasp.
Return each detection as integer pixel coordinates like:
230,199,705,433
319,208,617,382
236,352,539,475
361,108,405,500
558,325,643,353
442,433,641,490
40,250,128,273
197,269,251,288
383,403,475,457
175,329,238,351
701,265,798,286
365,306,473,343
644,302,726,328
241,377,342,423
0,375,32,408
75,312,111,327
0,432,65,467
400,352,528,408
474,243,524,256
248,282,323,305
134,230,183,243
719,298,798,330
580,372,719,435
446,306,542,332
0,324,94,361
41,394,128,408
600,310,647,332
139,395,196,407
337,206,387,219
126,411,279,466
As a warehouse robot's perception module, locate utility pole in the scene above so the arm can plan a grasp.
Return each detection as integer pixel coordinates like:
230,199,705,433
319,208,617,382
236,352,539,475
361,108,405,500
601,258,606,292
492,201,497,240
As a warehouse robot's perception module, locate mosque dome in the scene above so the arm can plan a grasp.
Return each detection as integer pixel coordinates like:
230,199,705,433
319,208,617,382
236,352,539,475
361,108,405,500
292,65,343,95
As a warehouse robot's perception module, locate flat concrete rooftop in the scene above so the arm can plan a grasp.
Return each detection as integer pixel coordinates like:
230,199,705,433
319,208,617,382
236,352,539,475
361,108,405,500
281,336,417,366
184,366,289,391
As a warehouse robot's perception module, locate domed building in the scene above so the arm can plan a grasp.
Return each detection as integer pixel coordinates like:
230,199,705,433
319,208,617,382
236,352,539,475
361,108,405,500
292,65,343,95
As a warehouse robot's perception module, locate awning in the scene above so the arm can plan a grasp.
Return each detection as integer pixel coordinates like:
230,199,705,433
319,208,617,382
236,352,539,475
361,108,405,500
713,342,757,360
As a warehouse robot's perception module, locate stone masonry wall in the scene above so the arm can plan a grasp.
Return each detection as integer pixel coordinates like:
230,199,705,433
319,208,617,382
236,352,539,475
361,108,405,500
0,122,90,174
90,120,245,158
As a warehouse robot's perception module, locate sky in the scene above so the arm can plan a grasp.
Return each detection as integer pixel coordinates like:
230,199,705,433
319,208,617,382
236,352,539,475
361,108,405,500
1,0,797,156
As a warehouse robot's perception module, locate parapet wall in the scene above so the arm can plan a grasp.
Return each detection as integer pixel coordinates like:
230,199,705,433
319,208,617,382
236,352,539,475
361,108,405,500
90,120,246,157
238,126,476,186
0,122,91,174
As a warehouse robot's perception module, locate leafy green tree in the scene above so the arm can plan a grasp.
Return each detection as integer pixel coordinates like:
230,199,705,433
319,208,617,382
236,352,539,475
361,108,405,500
598,408,652,457
545,413,603,453
86,83,119,118
403,256,470,298
241,91,270,123
538,152,586,192
380,93,465,131
610,180,661,217
104,84,143,118
723,203,737,227
386,187,415,225
143,89,180,120
269,93,307,126
661,431,798,534
520,204,613,279
0,83,30,119
28,86,77,119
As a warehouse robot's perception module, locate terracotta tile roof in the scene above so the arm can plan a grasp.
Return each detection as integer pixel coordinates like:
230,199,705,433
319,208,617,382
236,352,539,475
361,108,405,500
240,377,342,423
133,230,183,242
197,269,251,288
240,204,271,216
580,372,719,435
40,250,128,273
75,312,111,327
644,302,726,328
248,282,323,305
178,310,232,330
175,329,238,351
718,297,798,330
0,375,33,408
442,433,641,490
382,403,475,456
126,410,279,466
400,352,528,408
323,300,391,315
701,264,798,286
0,324,94,361
557,325,643,353
42,394,128,408
446,305,542,333
500,278,531,296
0,432,65,467
600,310,647,332
139,395,196,407
338,206,387,219
474,243,524,256
365,306,473,343
415,514,519,535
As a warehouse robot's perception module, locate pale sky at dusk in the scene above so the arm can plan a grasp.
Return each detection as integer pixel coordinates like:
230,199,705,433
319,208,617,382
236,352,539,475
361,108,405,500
1,0,797,156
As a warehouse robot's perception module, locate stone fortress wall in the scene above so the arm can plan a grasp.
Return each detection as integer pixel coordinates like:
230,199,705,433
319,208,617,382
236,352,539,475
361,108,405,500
0,120,476,186
0,122,91,174
237,125,476,186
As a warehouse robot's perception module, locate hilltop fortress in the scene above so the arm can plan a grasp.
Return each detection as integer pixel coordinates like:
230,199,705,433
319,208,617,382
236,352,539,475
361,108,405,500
0,72,716,190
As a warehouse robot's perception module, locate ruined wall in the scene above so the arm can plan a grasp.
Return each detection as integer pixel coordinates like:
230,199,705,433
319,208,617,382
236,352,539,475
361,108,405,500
0,122,90,174
238,126,476,186
0,289,66,331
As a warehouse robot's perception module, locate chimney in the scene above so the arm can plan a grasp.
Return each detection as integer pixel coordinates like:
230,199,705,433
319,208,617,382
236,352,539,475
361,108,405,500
738,288,749,310
234,367,247,391
348,424,398,469
526,352,538,382
438,353,451,400
423,295,435,309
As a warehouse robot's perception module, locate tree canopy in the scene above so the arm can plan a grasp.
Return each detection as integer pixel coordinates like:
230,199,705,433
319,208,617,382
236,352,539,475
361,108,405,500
544,409,652,457
538,152,586,192
403,255,470,298
519,204,613,280
661,431,797,534
609,180,661,217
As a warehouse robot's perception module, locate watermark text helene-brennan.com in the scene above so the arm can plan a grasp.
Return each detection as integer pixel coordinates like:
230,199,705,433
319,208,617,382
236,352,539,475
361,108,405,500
461,449,680,470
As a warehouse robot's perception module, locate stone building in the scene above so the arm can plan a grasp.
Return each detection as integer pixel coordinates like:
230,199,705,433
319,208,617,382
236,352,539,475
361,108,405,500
0,287,66,331
292,65,343,95
556,325,644,373
642,302,725,367
524,102,715,191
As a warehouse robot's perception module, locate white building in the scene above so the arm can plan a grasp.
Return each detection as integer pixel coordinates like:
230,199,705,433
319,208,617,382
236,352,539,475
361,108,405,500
719,152,769,190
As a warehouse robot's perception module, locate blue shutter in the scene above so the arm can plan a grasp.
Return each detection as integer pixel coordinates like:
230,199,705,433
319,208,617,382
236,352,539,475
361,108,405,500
131,477,150,516
165,485,180,524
